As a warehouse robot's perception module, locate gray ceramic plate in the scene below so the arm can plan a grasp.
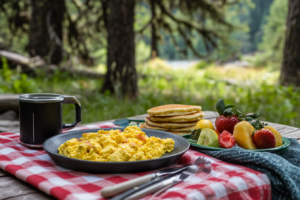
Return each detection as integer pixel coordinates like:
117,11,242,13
43,128,190,173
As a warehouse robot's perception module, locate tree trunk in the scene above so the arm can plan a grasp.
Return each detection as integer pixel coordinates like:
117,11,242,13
28,0,65,65
150,0,158,59
280,0,300,86
101,0,137,98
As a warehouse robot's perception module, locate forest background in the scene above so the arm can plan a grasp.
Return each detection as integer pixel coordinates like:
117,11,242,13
0,0,299,128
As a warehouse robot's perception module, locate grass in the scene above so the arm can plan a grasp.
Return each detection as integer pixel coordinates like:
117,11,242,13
1,57,300,128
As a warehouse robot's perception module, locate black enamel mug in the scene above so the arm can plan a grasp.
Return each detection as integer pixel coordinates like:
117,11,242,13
19,93,81,148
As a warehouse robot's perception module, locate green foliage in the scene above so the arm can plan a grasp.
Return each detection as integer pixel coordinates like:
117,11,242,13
136,40,151,62
0,57,37,93
244,0,288,69
259,0,288,64
157,1,253,61
242,53,269,68
0,0,30,55
0,0,293,127
0,0,286,66
79,68,300,127
213,1,252,57
1,62,300,128
194,61,209,70
247,0,274,52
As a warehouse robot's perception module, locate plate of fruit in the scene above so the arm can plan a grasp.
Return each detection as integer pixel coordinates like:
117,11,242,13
183,98,291,154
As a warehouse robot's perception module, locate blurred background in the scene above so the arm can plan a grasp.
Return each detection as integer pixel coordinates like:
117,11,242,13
0,0,299,131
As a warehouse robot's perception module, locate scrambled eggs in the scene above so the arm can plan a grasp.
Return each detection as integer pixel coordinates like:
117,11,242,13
58,126,175,162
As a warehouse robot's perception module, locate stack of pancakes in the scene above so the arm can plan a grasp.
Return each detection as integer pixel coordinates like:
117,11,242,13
140,104,204,136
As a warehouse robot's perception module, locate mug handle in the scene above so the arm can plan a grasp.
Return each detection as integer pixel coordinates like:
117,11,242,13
62,96,81,130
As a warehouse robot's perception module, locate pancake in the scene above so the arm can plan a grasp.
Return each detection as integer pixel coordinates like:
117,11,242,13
144,121,195,131
139,123,147,129
147,104,202,116
141,121,193,136
144,122,168,130
150,112,205,122
145,117,197,128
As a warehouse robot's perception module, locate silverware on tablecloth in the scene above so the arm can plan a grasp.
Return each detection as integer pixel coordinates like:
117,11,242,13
109,156,211,200
110,174,176,200
123,156,211,200
101,165,190,198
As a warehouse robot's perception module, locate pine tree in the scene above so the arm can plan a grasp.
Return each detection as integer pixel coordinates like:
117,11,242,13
140,0,237,58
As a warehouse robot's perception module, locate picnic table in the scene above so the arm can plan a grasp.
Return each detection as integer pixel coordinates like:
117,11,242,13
1,111,300,200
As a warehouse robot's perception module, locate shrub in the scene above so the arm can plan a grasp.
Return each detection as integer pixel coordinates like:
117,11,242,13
0,57,38,93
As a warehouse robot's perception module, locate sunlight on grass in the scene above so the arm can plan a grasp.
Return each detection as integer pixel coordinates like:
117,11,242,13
47,63,299,127
1,58,299,128
201,65,279,83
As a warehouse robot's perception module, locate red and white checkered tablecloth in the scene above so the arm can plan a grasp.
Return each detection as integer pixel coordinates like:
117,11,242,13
0,123,271,200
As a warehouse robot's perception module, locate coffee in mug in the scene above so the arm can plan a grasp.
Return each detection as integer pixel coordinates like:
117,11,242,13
19,93,81,148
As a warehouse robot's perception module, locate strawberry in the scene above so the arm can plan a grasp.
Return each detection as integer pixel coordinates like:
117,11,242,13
252,129,276,149
215,98,240,134
215,115,240,134
218,130,235,148
250,119,276,149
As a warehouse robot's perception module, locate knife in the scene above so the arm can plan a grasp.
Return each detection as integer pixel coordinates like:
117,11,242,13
110,173,180,200
123,171,191,200
119,156,212,200
100,165,189,198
